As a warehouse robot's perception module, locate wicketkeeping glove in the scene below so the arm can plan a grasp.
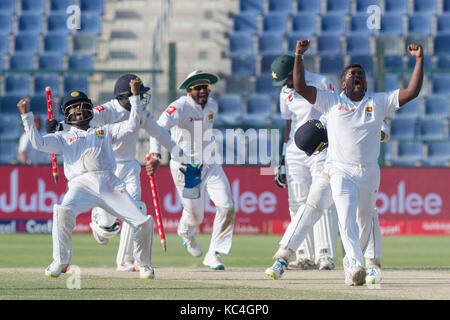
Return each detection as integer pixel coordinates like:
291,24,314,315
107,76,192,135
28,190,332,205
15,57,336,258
46,119,63,133
179,163,203,199
275,163,287,188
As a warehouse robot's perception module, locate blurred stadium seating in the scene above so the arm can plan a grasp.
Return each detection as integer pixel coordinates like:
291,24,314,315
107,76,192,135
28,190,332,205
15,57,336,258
221,0,450,166
0,0,103,164
0,0,449,167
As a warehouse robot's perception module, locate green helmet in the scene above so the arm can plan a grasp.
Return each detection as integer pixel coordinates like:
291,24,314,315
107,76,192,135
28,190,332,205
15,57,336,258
270,54,294,86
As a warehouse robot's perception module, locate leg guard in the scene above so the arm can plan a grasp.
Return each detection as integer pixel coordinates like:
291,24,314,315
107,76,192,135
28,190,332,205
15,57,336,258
52,205,76,265
313,205,339,263
91,207,118,230
287,181,315,261
116,200,147,267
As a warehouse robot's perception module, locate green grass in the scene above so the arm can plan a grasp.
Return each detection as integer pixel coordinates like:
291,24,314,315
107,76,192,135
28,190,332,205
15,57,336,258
1,234,449,300
0,233,449,269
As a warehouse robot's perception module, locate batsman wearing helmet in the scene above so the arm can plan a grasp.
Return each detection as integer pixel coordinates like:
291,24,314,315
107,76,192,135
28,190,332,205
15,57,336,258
271,54,339,271
17,83,155,279
46,74,181,272
147,70,236,271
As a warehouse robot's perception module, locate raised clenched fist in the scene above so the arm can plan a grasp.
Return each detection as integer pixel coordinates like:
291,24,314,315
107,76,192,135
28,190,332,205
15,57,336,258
17,97,30,114
296,40,310,55
130,79,141,96
408,43,423,58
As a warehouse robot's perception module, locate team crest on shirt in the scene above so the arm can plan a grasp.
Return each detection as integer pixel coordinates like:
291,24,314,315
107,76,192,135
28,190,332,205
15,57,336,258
288,93,293,102
95,129,105,136
365,106,373,120
208,114,214,120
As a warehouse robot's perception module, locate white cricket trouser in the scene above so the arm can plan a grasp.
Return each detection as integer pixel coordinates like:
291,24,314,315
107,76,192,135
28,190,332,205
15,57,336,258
326,162,380,272
364,208,382,261
279,172,334,257
170,160,235,255
278,171,382,264
53,171,153,267
285,151,338,262
91,160,143,266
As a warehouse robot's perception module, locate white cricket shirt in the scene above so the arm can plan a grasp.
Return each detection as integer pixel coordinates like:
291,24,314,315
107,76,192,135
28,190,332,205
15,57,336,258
149,95,218,163
91,96,176,162
280,71,334,158
21,99,140,181
313,89,400,166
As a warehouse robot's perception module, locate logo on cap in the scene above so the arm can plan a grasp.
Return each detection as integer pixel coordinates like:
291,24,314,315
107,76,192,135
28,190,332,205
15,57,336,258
272,71,278,79
71,91,80,97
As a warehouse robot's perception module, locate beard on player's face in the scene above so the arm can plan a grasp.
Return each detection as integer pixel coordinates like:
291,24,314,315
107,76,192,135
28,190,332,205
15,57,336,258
188,86,210,106
342,67,367,101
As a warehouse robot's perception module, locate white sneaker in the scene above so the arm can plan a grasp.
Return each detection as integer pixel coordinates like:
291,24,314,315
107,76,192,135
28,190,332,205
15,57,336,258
203,251,225,270
90,222,109,245
318,256,335,271
265,259,287,280
116,262,136,272
288,258,316,270
139,266,155,279
45,262,70,278
365,265,382,284
183,237,202,257
345,266,366,286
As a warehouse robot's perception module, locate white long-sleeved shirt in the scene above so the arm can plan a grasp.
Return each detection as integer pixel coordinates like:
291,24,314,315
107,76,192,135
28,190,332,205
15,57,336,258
313,89,400,166
21,97,140,181
280,71,334,159
61,96,177,163
149,95,218,163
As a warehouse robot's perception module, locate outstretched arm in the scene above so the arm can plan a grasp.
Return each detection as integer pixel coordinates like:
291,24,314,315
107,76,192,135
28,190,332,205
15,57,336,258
110,79,141,142
17,98,63,154
398,44,424,107
293,40,317,105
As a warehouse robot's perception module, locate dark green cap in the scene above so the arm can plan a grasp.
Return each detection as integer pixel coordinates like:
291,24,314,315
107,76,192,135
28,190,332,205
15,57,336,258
270,54,294,86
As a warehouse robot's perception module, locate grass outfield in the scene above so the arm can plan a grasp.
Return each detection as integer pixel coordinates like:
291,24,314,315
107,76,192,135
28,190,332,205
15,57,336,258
0,234,449,301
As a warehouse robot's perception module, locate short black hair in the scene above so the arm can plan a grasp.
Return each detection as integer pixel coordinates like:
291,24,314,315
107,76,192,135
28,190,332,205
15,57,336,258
341,63,364,82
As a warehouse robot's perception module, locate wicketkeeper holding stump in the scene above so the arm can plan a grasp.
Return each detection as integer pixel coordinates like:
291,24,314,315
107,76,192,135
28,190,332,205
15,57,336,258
18,86,156,279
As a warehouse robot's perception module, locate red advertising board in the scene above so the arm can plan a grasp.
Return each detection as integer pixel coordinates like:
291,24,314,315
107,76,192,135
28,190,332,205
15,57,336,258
0,166,449,235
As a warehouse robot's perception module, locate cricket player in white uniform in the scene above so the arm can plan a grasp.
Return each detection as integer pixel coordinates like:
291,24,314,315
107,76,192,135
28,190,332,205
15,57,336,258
272,54,339,270
266,117,390,284
17,82,156,279
147,70,236,270
266,40,423,286
46,75,180,272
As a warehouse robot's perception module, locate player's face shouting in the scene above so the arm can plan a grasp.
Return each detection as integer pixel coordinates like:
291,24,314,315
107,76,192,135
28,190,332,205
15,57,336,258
343,67,366,100
188,81,210,106
68,103,89,121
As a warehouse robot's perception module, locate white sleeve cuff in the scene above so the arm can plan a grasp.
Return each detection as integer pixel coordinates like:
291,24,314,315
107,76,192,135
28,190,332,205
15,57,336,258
149,136,162,154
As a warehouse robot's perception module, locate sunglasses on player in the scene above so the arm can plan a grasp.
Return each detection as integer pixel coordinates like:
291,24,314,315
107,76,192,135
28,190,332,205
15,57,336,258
188,83,210,91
